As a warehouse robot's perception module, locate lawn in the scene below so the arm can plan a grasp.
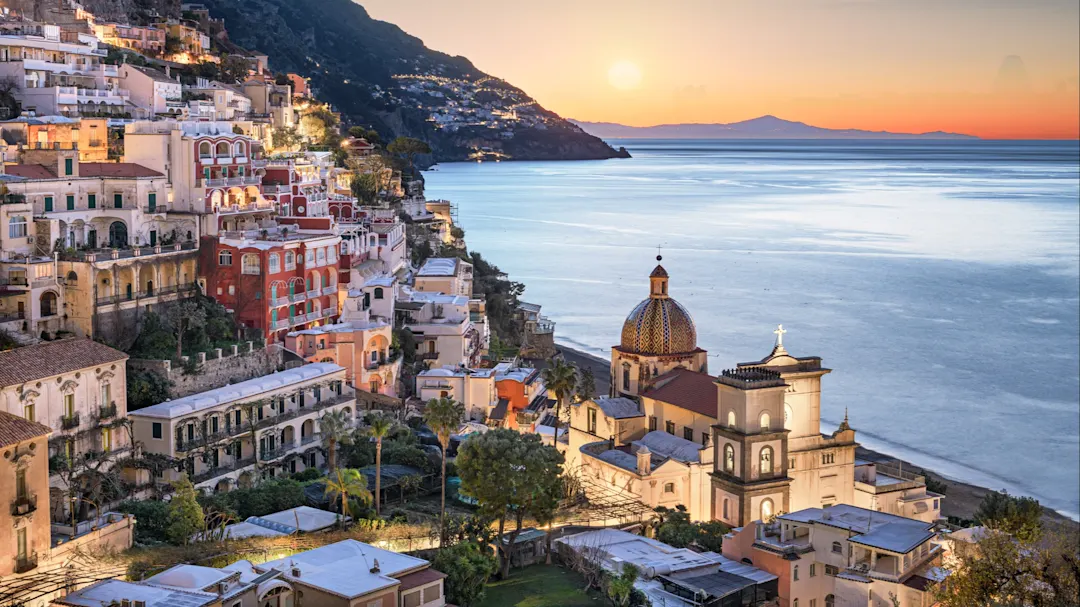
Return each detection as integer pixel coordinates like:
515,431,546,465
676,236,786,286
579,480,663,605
477,564,600,607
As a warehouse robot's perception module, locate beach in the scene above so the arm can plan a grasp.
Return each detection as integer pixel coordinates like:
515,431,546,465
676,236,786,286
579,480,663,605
555,343,1076,528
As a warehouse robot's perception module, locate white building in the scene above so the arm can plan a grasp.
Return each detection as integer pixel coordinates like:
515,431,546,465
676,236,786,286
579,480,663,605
397,289,483,368
853,461,943,524
415,257,472,296
118,64,183,117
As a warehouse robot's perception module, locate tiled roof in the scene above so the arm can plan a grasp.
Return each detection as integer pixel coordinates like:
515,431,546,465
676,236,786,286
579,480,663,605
79,163,164,178
4,164,56,179
642,367,718,419
0,339,128,387
0,411,51,448
127,64,176,83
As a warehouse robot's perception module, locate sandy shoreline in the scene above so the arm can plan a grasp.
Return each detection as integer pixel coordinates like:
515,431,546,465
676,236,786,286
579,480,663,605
554,343,1076,527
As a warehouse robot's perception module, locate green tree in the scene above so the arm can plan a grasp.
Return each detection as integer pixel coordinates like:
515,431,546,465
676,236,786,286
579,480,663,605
431,541,498,607
320,408,354,471
126,368,173,411
975,490,1044,542
605,563,639,607
655,506,697,548
366,414,394,516
457,429,563,579
348,126,368,139
324,468,372,529
386,136,431,175
351,171,379,205
166,474,205,545
218,54,251,84
541,359,578,430
272,126,302,152
576,367,597,403
162,299,207,361
935,527,1080,607
424,396,465,547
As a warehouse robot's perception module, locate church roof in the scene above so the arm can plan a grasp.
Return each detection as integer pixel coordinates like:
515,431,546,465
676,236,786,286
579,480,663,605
642,367,718,419
650,264,668,278
619,259,697,356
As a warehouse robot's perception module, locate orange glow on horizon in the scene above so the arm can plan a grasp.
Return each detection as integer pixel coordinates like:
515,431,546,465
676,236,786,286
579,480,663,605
361,0,1080,140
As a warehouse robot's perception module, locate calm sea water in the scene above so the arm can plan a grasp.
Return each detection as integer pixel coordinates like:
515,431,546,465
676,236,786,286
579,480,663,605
424,139,1080,519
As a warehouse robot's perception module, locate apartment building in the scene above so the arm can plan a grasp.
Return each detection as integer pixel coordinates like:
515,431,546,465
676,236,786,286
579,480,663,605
0,411,51,578
414,256,472,296
129,362,354,493
92,22,165,56
119,64,184,117
396,289,483,368
0,116,110,161
286,318,401,396
853,461,943,524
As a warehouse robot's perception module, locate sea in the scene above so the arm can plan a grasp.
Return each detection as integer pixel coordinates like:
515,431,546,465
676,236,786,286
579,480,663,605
423,139,1080,520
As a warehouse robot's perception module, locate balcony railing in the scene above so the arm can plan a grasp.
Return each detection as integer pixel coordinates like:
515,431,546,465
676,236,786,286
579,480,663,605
14,552,38,574
191,456,256,485
322,285,337,296
306,289,319,299
11,494,37,517
271,319,290,330
288,292,306,303
61,413,80,430
259,441,296,461
270,296,290,307
99,402,117,419
322,306,337,317
142,203,168,213
300,433,321,446
418,351,440,361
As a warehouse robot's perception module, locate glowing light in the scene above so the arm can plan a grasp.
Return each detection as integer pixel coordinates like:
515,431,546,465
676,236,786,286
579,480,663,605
607,61,642,91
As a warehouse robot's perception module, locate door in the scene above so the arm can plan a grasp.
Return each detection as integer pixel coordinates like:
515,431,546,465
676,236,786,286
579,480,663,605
148,192,157,212
16,301,24,319
108,221,127,248
44,196,53,212
87,229,96,249
113,193,123,209
149,230,157,247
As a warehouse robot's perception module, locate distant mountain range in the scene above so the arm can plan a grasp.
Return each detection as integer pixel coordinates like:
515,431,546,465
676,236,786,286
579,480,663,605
572,115,978,140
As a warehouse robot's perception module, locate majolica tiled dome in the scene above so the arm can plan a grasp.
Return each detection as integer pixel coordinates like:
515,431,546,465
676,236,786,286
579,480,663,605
620,260,697,355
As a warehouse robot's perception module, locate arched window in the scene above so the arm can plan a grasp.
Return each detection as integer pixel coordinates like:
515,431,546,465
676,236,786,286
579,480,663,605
759,446,773,475
199,141,212,158
793,600,798,607
215,141,230,156
374,287,384,300
241,253,260,275
327,247,336,263
760,411,771,431
234,141,246,156
760,498,774,521
723,444,735,474
622,367,630,391
8,215,27,238
831,541,843,554
268,253,280,273
793,565,799,581
285,251,295,270
305,250,314,265
825,595,835,607
40,291,58,316
316,248,326,265
219,250,233,266
727,410,736,428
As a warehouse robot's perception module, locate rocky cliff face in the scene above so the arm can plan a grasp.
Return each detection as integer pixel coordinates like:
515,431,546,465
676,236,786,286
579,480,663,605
0,0,179,22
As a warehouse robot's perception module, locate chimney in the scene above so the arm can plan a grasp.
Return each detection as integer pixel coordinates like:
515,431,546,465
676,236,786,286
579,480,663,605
165,65,171,79
636,445,651,476
370,558,380,574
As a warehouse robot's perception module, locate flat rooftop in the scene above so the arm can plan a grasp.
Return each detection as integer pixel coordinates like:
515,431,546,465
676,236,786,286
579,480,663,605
259,539,430,599
54,579,217,607
129,362,344,419
416,257,460,277
780,505,935,554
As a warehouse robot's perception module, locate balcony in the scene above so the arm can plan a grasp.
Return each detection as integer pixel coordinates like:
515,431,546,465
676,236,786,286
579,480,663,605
306,289,319,299
142,203,168,213
11,493,37,517
14,552,38,574
322,305,337,317
61,413,80,430
418,351,440,361
300,433,321,446
270,295,290,307
322,285,337,296
191,456,256,485
288,292,306,303
271,319,290,330
259,441,296,461
99,402,117,420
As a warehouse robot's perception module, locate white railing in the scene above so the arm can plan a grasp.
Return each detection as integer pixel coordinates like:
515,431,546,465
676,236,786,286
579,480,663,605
306,289,318,299
322,286,337,296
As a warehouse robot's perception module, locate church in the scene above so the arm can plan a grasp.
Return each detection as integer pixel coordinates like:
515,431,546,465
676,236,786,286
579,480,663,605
567,256,859,525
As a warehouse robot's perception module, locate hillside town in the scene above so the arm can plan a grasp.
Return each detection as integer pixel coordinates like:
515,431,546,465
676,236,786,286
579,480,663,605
0,3,1073,607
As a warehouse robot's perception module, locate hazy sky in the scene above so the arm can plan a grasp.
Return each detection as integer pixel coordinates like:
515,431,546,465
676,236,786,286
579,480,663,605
359,0,1079,138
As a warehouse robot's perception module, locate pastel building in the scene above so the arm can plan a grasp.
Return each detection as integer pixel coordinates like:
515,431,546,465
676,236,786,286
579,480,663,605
286,318,401,396
853,461,943,524
397,289,484,368
128,363,354,493
722,505,944,607
414,257,472,296
119,64,184,117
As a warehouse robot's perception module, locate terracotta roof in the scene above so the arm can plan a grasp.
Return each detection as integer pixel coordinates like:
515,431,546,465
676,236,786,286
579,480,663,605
0,410,51,448
4,164,56,179
641,367,718,419
79,163,164,178
0,339,128,388
395,567,447,591
126,64,176,83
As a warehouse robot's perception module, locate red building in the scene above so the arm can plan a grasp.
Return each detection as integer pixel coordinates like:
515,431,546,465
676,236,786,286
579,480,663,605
200,225,343,342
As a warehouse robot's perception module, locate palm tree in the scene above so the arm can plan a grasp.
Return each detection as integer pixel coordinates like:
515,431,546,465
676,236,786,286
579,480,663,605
319,409,353,471
323,468,372,529
366,414,394,516
541,359,578,434
423,396,465,548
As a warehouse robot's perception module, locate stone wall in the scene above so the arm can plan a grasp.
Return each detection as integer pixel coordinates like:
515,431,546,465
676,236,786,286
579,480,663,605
129,343,286,399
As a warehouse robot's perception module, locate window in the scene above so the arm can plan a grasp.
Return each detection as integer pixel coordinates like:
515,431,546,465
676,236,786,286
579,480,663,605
241,253,260,275
811,601,817,607
268,253,280,273
102,426,112,452
316,248,326,265
403,591,421,607
200,141,212,158
374,287,384,299
64,157,73,175
790,458,796,469
701,432,709,446
64,393,75,417
66,194,75,210
724,444,735,473
933,498,940,510
760,411,771,431
45,196,53,212
825,565,839,576
88,193,96,209
114,193,123,208
422,584,441,603
760,498,774,520
101,383,111,408
832,541,843,554
305,250,314,265
825,595,835,607
648,416,657,432
793,600,798,607
24,403,34,422
760,446,773,474
622,367,630,391
810,564,816,577
152,422,162,439
8,215,27,238
285,251,295,269
663,482,675,493
727,410,736,428
722,498,729,519
683,427,694,441
794,565,799,581
587,408,597,434
219,250,232,266
15,467,27,499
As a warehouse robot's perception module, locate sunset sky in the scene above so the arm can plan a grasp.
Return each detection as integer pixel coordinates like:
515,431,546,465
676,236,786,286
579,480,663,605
360,0,1080,139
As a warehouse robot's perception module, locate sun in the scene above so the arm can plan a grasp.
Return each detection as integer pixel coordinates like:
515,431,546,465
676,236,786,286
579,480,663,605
608,61,642,90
